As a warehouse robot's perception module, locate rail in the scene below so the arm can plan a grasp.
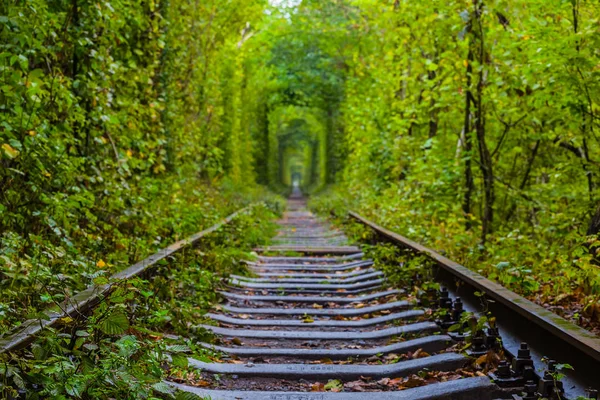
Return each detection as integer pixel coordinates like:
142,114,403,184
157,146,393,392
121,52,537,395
349,210,600,363
0,205,255,353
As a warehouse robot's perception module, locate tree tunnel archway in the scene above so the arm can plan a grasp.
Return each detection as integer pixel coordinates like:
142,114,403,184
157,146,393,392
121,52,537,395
267,107,328,193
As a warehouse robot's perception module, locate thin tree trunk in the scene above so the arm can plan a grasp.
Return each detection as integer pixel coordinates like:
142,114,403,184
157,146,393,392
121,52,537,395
505,140,540,221
428,69,438,138
473,0,494,243
519,140,541,191
462,49,475,229
587,204,600,236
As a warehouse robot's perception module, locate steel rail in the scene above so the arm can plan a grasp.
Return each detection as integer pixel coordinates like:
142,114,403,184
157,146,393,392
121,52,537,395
349,210,600,363
0,205,256,353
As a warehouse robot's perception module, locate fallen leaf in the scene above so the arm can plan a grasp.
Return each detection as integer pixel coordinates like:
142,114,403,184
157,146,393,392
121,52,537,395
475,354,487,366
345,380,366,391
413,348,430,359
389,377,404,385
324,379,343,392
401,376,426,388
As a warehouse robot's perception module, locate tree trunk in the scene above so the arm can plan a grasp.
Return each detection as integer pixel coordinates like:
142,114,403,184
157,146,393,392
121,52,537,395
462,50,475,229
587,204,600,236
473,0,494,243
428,69,438,138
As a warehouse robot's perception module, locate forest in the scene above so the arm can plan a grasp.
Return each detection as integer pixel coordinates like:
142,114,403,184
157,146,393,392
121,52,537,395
2,0,600,398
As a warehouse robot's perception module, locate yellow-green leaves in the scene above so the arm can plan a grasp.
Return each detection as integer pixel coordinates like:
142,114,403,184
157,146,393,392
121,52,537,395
1,143,19,159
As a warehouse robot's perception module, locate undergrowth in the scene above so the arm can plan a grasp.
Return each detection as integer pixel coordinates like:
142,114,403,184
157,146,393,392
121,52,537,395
0,199,280,399
0,180,283,335
310,187,600,334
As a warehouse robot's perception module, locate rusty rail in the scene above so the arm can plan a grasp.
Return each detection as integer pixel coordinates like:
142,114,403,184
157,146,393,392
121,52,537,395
349,211,600,363
0,206,255,353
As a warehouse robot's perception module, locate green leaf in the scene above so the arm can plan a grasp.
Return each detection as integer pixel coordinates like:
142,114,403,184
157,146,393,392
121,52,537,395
65,379,86,396
324,379,343,391
167,344,191,353
98,312,129,335
175,391,203,400
171,354,189,368
495,261,510,270
31,343,48,360
93,276,109,285
152,381,175,395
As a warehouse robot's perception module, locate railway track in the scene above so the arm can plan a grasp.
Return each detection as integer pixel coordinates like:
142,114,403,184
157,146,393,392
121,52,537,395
168,193,600,399
2,194,598,398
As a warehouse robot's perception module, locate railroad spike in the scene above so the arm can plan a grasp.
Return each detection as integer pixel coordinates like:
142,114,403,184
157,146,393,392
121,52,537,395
537,360,564,399
489,342,535,387
485,326,503,350
438,287,453,309
512,342,535,378
452,297,465,321
496,360,511,379
521,380,538,400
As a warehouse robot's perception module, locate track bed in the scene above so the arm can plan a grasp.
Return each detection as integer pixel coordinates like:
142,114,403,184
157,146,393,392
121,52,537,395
167,193,596,399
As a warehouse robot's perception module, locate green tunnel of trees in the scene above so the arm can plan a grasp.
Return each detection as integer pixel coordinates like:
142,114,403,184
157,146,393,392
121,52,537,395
6,0,600,396
5,0,600,366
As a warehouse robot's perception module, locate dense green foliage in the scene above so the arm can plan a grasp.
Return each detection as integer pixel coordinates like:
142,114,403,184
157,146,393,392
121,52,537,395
290,0,600,329
0,0,274,331
5,0,600,397
245,0,600,329
1,1,280,397
1,205,278,398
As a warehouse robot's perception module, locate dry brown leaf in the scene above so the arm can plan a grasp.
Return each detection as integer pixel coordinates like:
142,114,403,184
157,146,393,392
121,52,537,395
475,354,488,366
377,378,390,385
401,376,426,388
389,377,404,386
345,380,366,391
311,382,325,392
413,348,430,359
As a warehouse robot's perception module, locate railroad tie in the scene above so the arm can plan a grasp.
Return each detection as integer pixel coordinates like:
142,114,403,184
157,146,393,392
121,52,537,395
166,195,499,399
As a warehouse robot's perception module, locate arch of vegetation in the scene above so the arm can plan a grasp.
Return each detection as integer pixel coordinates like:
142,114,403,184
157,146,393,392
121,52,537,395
272,112,326,190
251,10,348,193
5,0,600,396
